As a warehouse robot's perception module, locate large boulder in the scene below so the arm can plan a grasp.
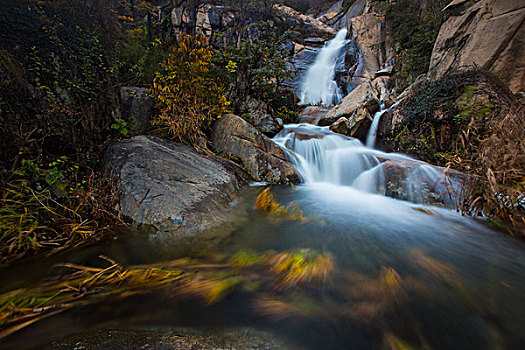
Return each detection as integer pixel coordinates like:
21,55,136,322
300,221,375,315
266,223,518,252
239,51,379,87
120,87,154,134
273,4,337,36
104,136,240,240
210,114,299,184
321,80,378,125
428,0,525,93
297,106,331,124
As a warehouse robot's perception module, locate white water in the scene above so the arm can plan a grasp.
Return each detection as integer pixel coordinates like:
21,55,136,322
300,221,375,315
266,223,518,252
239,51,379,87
299,29,348,106
273,124,461,207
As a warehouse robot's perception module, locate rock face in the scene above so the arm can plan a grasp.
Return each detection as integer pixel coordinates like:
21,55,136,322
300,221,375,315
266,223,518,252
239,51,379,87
211,114,299,184
428,0,525,93
104,136,240,240
273,4,337,36
171,4,236,39
349,13,392,80
120,87,154,134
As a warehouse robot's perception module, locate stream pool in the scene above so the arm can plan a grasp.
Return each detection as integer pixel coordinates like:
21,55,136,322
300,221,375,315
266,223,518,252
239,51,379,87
2,183,525,349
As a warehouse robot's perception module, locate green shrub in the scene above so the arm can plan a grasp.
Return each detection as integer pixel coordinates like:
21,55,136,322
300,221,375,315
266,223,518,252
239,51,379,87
385,0,449,90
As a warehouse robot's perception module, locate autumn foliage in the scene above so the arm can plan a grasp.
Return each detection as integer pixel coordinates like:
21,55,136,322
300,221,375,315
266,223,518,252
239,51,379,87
150,34,229,145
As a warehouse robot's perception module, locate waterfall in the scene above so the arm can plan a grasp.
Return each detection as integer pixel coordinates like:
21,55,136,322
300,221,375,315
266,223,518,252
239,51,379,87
299,29,348,106
365,103,386,148
273,124,461,207
365,100,403,148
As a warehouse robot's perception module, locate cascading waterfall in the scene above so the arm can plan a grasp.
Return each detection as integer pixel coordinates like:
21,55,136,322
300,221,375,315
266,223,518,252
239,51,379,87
273,124,461,207
299,29,348,106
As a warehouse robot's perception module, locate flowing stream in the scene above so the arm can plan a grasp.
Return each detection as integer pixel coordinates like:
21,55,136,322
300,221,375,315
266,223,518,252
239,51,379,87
4,124,525,349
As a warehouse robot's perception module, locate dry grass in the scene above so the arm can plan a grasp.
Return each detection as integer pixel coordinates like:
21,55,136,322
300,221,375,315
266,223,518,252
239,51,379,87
0,172,122,264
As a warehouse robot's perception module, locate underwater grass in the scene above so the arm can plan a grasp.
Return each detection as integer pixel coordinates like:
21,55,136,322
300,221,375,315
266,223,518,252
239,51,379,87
0,248,336,339
0,256,188,340
254,188,305,221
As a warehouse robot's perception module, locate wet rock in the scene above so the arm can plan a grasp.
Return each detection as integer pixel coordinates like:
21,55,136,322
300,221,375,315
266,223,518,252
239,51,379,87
297,106,331,125
429,0,525,93
104,136,240,240
321,80,378,125
211,114,299,184
276,117,284,128
329,117,350,135
380,159,455,206
120,87,154,134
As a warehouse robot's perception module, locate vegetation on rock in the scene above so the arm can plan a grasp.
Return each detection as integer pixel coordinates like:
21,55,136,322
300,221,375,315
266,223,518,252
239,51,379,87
381,71,524,234
0,0,127,263
385,0,449,90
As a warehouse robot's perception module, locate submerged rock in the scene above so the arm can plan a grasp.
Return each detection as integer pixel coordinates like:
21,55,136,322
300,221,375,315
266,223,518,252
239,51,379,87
104,136,240,240
211,114,299,184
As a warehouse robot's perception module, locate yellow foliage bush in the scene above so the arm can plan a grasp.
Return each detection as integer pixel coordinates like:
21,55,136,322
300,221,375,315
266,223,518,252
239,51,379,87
150,34,229,145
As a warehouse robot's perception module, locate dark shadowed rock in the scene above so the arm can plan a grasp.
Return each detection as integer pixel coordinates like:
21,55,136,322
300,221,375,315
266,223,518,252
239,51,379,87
120,87,154,134
329,117,350,135
104,136,240,240
251,113,282,137
211,114,299,184
348,106,372,142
